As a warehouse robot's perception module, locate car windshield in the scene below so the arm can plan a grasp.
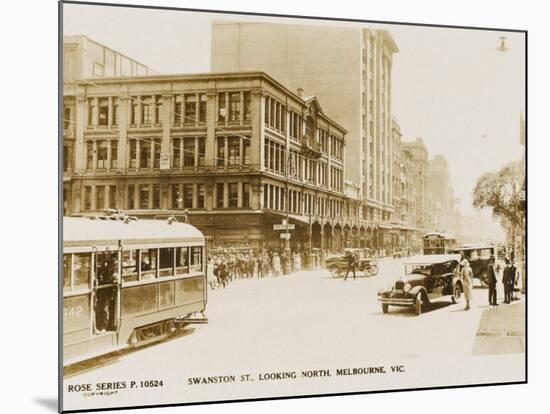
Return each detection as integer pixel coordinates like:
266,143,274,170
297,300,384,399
405,264,432,277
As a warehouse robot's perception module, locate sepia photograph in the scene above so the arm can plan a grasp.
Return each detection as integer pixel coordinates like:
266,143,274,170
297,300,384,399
60,1,526,411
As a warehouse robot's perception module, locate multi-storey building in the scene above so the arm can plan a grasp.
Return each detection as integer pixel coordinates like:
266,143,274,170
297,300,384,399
391,119,420,252
211,22,399,245
63,71,380,253
401,138,431,231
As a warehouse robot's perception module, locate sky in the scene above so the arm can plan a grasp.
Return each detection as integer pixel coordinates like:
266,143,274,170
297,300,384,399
63,3,526,216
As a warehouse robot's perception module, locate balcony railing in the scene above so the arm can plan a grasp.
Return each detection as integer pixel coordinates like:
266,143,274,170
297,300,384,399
300,135,323,159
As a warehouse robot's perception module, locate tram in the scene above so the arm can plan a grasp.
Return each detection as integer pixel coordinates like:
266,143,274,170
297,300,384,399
422,231,457,255
62,216,207,366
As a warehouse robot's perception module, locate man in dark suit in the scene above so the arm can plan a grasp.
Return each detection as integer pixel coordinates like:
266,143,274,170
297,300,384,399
488,257,498,306
502,258,512,304
343,250,357,281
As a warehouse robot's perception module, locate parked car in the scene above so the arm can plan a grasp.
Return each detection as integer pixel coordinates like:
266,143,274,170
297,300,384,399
326,248,379,278
377,254,463,315
449,243,506,287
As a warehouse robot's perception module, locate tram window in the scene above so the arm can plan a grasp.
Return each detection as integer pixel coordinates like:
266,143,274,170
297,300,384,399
190,246,203,272
73,253,91,289
96,252,119,285
63,254,71,291
470,250,480,260
140,249,157,280
159,248,175,277
122,250,138,282
175,247,189,275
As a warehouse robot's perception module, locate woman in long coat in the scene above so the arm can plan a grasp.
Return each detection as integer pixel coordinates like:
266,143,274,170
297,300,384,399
461,259,473,311
272,253,281,276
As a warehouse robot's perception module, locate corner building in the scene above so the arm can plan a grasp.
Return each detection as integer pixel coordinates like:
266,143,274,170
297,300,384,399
211,22,399,247
63,72,378,252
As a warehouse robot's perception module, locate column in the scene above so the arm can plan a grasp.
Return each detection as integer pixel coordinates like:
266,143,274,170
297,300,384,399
192,183,198,209
238,182,243,208
91,185,97,211
161,94,172,169
195,93,200,126
250,90,265,170
106,140,112,171
224,136,228,168
136,139,141,170
194,137,199,169
151,95,157,125
205,90,217,168
223,182,228,208
74,95,87,171
224,92,229,125
107,97,113,128
179,138,183,170
136,95,142,127
239,91,244,125
117,94,128,170
92,141,97,171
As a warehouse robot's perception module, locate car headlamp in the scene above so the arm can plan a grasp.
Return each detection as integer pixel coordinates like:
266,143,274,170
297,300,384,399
403,283,412,293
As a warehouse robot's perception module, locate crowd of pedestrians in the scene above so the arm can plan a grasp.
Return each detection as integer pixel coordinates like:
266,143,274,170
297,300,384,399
206,249,307,289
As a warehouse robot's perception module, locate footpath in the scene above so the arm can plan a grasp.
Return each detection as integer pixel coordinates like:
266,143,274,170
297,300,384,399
472,297,525,355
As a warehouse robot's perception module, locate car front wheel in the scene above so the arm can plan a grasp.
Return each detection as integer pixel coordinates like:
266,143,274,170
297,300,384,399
414,293,422,316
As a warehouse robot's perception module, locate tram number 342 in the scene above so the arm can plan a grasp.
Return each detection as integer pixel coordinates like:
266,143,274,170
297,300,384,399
64,305,84,321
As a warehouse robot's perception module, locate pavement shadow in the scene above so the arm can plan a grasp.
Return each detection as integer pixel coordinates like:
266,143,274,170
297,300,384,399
64,327,197,378
376,300,452,317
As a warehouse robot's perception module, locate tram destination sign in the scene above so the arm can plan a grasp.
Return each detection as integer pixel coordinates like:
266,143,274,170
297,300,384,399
273,223,295,230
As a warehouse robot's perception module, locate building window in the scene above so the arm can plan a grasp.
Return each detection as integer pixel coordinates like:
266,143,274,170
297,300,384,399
174,97,182,125
184,95,196,124
243,92,251,121
109,186,117,209
153,139,161,169
155,97,162,125
96,186,105,210
139,184,150,209
97,141,108,169
83,186,92,211
216,183,224,208
228,183,238,207
131,99,138,125
228,136,240,165
218,93,226,122
171,184,181,209
183,184,193,208
110,144,118,169
129,140,137,168
140,141,151,169
63,145,69,172
198,138,205,166
113,99,119,126
199,94,207,123
98,98,109,126
142,99,152,126
217,137,225,167
197,184,205,208
172,138,180,168
86,142,93,170
127,185,135,209
64,107,71,130
229,93,240,122
243,183,250,208
152,184,161,209
183,138,195,167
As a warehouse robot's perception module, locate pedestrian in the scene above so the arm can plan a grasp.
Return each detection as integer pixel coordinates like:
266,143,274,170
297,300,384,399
343,249,357,281
503,258,517,303
461,258,473,310
272,252,281,276
487,256,498,306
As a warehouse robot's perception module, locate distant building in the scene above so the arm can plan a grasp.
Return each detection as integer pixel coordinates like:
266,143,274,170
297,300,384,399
211,22,399,247
402,138,431,231
63,35,157,83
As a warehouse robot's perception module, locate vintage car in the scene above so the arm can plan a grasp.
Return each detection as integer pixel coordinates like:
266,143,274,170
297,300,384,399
326,248,379,278
449,243,506,287
377,254,463,315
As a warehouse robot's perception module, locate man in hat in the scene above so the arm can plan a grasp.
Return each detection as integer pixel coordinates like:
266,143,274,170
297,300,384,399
461,258,473,310
343,249,357,281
